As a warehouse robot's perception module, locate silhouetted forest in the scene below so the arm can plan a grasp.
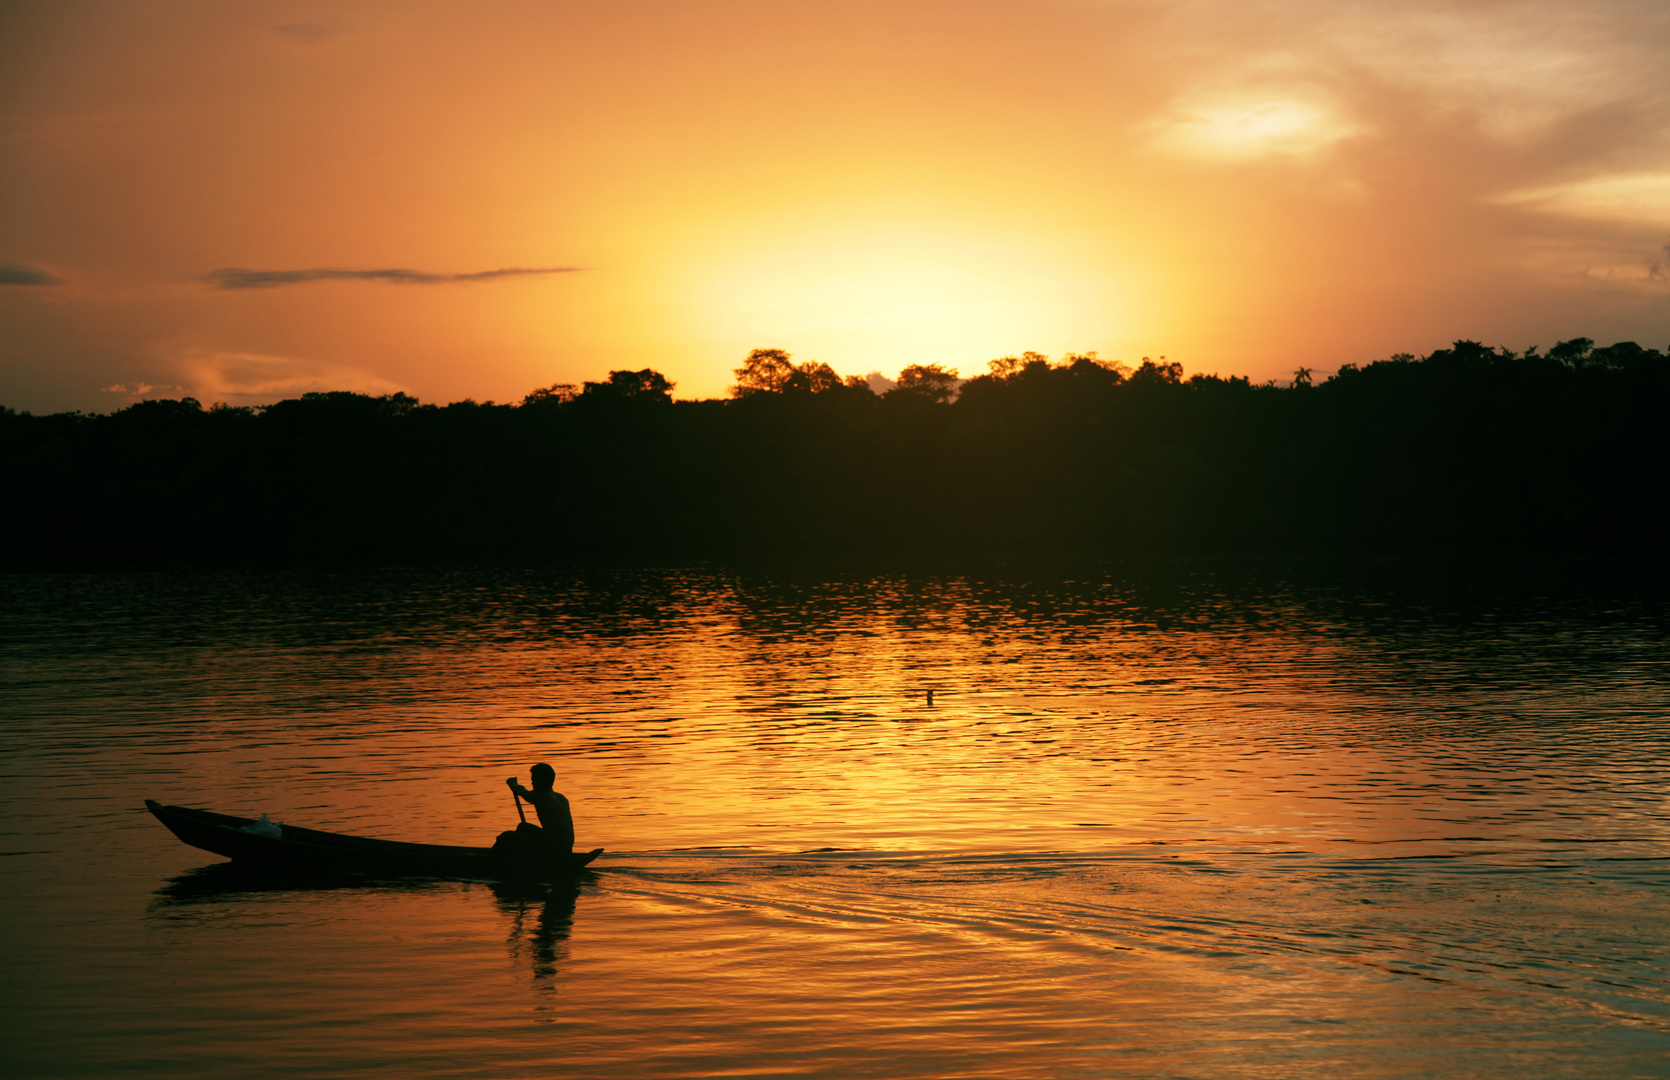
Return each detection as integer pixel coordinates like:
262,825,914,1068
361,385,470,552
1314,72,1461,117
3,338,1667,561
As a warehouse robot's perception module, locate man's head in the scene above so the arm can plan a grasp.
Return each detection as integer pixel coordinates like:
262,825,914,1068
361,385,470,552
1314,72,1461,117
530,762,556,791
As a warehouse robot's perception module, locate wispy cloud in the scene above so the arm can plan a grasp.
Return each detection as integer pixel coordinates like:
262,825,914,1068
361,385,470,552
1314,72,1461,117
1149,0,1670,146
1137,0,1670,289
203,266,582,290
1493,173,1670,228
0,262,63,286
1142,0,1670,176
1149,97,1358,161
101,382,187,398
180,350,409,401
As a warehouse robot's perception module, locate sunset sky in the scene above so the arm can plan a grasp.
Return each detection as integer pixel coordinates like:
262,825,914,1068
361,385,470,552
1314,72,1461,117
3,0,1668,413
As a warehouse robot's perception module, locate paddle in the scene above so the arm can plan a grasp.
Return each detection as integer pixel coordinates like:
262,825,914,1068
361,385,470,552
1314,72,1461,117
510,782,527,825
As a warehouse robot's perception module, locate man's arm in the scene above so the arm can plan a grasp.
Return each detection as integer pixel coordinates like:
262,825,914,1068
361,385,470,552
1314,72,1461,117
507,777,532,799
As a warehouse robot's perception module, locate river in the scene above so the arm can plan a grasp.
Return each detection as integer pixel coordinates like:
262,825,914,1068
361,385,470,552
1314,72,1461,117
2,562,1667,1078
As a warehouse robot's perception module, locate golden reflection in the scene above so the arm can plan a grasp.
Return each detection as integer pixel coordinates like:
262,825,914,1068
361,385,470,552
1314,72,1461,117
493,877,586,995
45,567,1670,1079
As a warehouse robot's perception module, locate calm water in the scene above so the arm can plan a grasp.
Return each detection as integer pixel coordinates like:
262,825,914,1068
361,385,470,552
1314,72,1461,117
2,563,1668,1078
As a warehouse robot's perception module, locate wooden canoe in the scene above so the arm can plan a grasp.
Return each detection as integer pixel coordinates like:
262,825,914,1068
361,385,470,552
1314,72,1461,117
146,800,602,879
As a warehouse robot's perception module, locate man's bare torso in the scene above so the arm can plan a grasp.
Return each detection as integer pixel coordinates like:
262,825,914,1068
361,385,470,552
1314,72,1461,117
525,789,574,850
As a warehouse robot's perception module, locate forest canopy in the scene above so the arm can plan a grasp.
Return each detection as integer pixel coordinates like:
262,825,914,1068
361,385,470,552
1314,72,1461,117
3,338,1666,561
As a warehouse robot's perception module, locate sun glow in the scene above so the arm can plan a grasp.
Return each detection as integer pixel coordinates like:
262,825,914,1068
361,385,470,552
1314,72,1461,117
684,226,1122,382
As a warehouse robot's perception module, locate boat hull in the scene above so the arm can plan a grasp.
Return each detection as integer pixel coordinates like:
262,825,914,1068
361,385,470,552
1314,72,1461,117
146,801,601,879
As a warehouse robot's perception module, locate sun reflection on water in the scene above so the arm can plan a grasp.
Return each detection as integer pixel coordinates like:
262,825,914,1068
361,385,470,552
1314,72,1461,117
4,565,1669,1078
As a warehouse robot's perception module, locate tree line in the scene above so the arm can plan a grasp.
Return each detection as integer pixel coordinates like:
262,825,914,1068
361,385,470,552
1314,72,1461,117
2,337,1666,561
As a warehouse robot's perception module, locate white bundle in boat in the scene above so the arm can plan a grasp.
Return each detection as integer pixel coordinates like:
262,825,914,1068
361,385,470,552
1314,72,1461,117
239,814,282,839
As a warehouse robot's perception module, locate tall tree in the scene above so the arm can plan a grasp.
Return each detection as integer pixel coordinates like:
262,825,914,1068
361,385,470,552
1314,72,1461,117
891,363,960,404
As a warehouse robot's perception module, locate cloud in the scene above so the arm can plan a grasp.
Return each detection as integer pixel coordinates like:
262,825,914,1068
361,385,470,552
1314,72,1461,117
1135,0,1670,289
1151,1,1670,130
0,262,63,286
1492,173,1670,229
1143,0,1670,162
1149,97,1359,161
180,351,409,401
203,266,582,289
101,382,187,398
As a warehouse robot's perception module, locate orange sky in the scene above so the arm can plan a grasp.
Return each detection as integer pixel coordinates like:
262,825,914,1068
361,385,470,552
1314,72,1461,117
2,0,1668,412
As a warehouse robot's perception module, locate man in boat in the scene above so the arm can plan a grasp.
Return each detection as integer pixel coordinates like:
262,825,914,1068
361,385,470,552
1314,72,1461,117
503,763,575,855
